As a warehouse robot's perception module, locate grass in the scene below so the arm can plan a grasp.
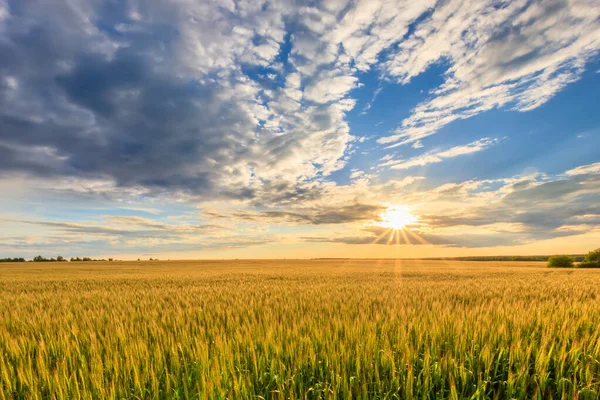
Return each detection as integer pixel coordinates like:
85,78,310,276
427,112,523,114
1,259,600,399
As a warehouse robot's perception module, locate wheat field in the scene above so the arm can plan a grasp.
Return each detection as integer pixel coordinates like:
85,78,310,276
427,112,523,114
1,259,600,399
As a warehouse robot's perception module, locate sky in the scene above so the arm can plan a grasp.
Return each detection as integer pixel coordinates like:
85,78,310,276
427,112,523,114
1,0,600,260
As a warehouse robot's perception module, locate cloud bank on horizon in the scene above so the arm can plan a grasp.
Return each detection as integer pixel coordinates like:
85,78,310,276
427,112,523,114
1,0,599,258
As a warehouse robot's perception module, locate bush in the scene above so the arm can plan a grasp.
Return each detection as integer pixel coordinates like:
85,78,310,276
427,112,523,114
578,261,600,269
547,255,573,268
584,248,600,263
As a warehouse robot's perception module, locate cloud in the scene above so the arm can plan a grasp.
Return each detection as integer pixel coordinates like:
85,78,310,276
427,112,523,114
1,0,596,206
360,85,384,115
2,217,224,238
0,215,275,255
0,233,274,255
3,160,600,254
381,138,500,170
0,0,368,204
303,73,360,103
302,227,449,246
301,226,522,248
299,163,600,248
565,162,600,176
1,0,599,257
204,203,385,225
418,173,600,239
0,0,462,203
379,0,600,147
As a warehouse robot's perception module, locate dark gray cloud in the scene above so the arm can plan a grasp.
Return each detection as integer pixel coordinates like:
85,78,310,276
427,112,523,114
0,43,256,194
205,203,385,225
2,218,223,239
0,0,355,205
415,173,600,244
500,175,600,231
0,216,272,256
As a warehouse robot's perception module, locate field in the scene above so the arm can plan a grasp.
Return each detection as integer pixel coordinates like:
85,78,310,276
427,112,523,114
1,260,600,399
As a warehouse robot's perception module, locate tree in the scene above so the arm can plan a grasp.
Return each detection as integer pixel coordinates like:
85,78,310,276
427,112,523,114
56,256,64,262
547,255,573,268
579,248,600,268
584,248,600,263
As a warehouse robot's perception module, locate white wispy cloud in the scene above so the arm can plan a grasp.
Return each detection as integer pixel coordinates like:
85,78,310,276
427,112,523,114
565,162,600,176
360,85,384,115
379,0,600,147
382,138,501,170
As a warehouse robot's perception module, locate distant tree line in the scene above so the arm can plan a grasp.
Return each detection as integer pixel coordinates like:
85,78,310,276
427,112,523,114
425,255,586,262
32,255,67,262
315,255,587,262
70,257,114,262
0,256,116,262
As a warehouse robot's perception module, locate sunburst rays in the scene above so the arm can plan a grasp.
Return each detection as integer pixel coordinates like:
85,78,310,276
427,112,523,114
372,206,428,245
372,226,430,245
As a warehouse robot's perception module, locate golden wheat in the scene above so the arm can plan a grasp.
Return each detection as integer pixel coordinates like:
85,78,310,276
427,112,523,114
1,259,599,399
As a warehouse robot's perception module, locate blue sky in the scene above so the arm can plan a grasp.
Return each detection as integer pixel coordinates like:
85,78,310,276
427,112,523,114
1,0,600,259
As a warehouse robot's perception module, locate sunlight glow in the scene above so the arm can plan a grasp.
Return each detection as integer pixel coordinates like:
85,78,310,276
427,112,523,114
380,206,417,229
372,207,428,246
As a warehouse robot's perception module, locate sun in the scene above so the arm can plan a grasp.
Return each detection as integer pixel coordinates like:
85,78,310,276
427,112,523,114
372,206,426,245
380,206,417,229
